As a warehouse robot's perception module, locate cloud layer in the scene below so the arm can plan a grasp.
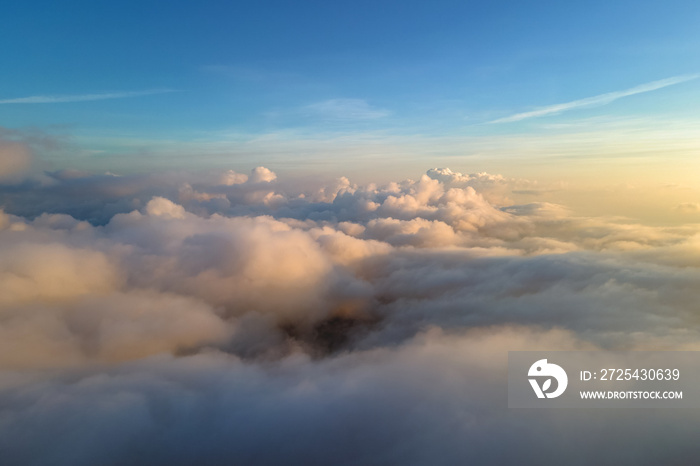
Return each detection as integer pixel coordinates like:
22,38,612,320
2,163,700,464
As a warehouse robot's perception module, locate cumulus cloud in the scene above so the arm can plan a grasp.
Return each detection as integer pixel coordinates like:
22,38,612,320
219,169,248,185
145,196,187,219
1,166,700,464
249,166,277,183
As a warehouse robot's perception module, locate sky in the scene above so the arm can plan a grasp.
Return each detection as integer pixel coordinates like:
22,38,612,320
2,0,700,184
3,3,700,465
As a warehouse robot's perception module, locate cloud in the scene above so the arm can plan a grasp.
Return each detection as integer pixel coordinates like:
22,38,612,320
145,196,187,219
0,89,175,104
304,98,390,120
249,166,277,183
2,327,700,466
0,140,34,182
1,166,698,363
2,167,700,463
490,74,699,123
675,202,700,213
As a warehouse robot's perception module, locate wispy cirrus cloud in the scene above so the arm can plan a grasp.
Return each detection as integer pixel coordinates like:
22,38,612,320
675,202,700,213
0,89,175,104
490,74,699,123
304,98,390,120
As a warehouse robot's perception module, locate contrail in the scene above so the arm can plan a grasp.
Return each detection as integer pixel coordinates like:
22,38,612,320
490,74,699,123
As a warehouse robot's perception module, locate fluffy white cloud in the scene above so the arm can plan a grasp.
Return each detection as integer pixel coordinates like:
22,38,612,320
145,196,187,219
249,166,277,183
219,169,248,185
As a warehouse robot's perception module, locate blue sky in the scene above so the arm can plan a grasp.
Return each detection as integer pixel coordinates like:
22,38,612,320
2,0,700,178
